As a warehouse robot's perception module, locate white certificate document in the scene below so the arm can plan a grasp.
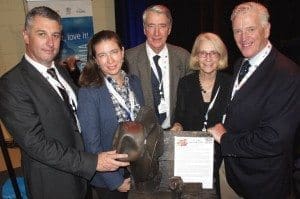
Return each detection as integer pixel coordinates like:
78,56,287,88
174,136,214,189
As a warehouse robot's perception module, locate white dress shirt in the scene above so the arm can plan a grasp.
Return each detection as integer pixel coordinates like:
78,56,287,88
146,43,171,128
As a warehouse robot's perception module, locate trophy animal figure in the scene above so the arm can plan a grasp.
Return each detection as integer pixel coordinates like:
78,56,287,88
112,106,164,192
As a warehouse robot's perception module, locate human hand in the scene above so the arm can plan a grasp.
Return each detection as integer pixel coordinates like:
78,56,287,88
207,123,226,143
170,122,183,132
117,178,131,192
96,150,129,172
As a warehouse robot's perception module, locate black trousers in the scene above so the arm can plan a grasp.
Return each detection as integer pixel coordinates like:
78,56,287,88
294,169,300,198
85,184,93,199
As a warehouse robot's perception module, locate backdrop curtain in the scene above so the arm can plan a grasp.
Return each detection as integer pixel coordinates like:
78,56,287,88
115,0,147,49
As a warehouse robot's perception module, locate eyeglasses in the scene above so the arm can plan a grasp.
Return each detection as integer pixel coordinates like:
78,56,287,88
95,49,121,61
198,51,220,59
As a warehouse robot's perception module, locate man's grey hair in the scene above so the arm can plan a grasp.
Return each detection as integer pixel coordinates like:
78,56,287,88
25,6,61,31
142,4,172,27
231,2,270,26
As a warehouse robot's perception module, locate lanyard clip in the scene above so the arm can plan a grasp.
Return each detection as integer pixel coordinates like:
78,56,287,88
202,121,208,132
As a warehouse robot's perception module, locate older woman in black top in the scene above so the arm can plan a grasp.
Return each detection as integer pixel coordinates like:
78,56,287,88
171,32,232,198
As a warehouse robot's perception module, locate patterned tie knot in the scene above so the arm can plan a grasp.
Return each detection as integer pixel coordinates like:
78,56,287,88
153,55,160,64
47,68,59,81
238,60,251,83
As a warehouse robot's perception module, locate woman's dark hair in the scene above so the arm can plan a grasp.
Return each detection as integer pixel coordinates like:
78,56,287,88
79,30,123,87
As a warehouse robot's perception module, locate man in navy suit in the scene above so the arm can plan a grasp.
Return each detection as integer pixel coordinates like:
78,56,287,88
294,126,300,198
208,2,300,198
0,6,129,199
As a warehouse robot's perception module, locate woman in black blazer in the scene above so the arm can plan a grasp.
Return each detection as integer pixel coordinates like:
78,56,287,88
171,32,232,198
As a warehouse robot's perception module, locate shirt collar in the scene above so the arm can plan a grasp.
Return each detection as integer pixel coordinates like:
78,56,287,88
24,53,56,75
146,42,168,58
248,41,272,67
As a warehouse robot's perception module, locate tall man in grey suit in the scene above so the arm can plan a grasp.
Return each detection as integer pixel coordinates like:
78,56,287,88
0,6,129,199
125,5,190,129
208,2,300,198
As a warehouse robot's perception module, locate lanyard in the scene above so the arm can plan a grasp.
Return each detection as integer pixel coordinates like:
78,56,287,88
47,72,77,108
152,64,161,83
47,72,65,90
153,72,164,98
231,43,271,99
231,70,249,99
46,72,74,108
105,78,135,121
46,72,81,132
202,86,220,131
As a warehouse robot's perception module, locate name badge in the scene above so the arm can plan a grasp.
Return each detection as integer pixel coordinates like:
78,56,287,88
158,98,167,114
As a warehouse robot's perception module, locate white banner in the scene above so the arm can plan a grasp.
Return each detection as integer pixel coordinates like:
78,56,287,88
27,0,93,18
174,136,214,189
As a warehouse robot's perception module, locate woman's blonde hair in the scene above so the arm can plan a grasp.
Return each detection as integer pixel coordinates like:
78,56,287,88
189,32,228,70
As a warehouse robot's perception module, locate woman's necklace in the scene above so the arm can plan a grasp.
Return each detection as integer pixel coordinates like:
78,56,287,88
199,78,215,93
200,84,207,93
199,73,216,102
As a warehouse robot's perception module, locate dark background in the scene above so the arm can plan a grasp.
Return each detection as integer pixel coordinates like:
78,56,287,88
115,0,300,70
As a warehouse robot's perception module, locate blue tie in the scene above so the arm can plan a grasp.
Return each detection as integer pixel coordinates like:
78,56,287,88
151,55,166,124
238,60,251,83
153,55,162,81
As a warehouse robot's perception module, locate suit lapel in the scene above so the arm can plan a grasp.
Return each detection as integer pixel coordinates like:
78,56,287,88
231,48,276,105
20,58,70,109
137,44,154,106
167,45,180,104
56,66,78,95
191,72,203,108
167,45,181,113
99,85,118,126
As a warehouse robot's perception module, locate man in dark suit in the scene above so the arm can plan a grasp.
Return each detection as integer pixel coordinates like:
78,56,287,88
0,6,129,199
125,5,190,129
208,2,300,198
294,126,300,198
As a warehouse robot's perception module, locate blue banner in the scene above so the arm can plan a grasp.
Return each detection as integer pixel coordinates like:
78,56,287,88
27,0,94,70
60,16,94,70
